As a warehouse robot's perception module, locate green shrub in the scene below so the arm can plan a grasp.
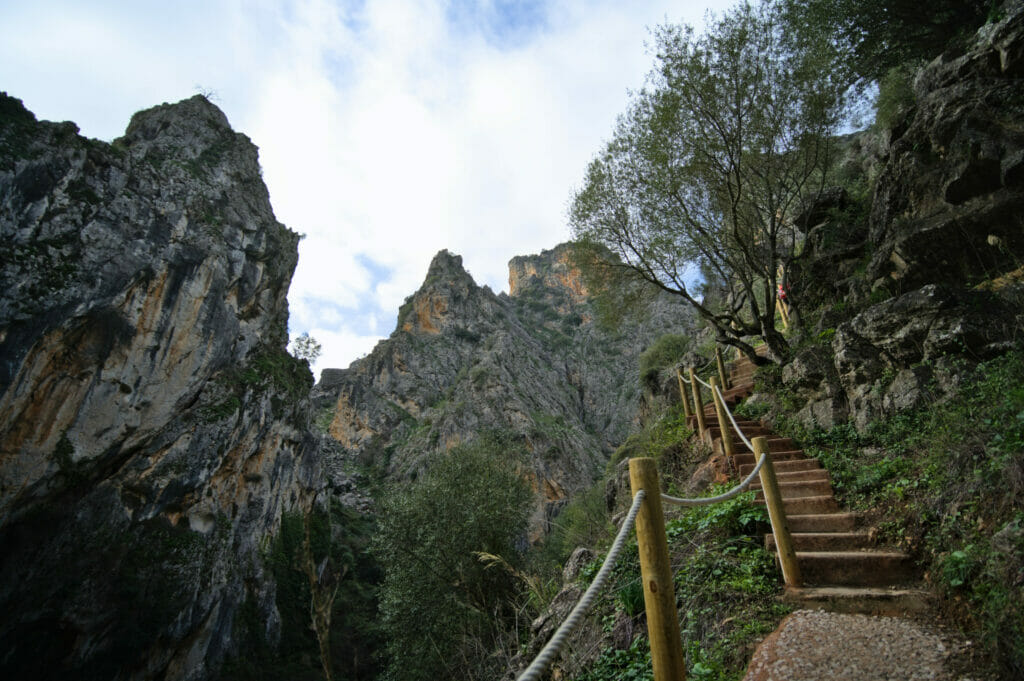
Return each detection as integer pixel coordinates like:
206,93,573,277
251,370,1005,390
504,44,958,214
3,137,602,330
578,637,654,681
639,334,693,390
373,439,532,681
874,61,922,131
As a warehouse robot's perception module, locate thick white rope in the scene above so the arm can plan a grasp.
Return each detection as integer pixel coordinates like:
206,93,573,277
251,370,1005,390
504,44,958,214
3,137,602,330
661,452,767,507
693,374,713,390
713,384,755,451
515,490,646,681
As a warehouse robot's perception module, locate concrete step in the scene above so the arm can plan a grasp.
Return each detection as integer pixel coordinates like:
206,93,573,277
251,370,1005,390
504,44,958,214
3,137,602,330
787,512,862,533
756,495,839,514
739,458,821,476
790,550,918,587
765,531,873,552
780,586,933,617
752,479,834,499
731,447,803,466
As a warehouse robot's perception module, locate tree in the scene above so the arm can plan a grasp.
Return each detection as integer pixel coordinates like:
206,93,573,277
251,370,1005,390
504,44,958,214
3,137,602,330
289,332,322,363
777,0,994,87
570,1,846,362
372,436,532,681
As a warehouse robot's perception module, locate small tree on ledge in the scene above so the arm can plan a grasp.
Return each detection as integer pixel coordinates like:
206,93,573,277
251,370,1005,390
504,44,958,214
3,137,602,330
290,332,322,364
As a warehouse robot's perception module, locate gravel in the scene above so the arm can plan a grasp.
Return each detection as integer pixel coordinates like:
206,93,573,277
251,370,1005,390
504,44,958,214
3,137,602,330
743,609,984,681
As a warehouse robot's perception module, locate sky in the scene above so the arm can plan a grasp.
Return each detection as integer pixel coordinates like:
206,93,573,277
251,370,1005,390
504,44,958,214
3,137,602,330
0,0,736,373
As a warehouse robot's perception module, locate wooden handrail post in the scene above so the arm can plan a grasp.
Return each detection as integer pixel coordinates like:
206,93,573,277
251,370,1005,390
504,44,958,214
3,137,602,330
779,300,791,330
688,367,706,438
629,458,687,681
753,436,802,587
676,369,693,420
715,346,729,390
709,376,735,458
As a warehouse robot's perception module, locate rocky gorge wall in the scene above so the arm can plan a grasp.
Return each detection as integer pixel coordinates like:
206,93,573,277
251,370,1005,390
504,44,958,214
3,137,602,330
778,3,1024,429
0,94,324,680
313,243,697,533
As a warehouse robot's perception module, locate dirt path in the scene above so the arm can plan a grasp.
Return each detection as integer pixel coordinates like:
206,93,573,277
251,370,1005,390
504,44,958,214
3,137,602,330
743,609,988,681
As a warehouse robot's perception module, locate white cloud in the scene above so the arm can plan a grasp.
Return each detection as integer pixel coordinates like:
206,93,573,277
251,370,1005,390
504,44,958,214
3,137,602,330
0,0,737,373
307,327,386,374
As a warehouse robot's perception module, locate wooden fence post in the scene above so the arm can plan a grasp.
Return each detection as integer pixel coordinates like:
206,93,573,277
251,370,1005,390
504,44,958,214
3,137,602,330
709,376,735,459
676,369,693,420
753,436,802,587
688,367,706,438
715,346,729,390
779,300,791,330
629,458,687,681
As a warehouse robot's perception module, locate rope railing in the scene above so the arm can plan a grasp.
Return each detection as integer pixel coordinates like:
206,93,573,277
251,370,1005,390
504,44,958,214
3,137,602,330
515,490,647,681
713,383,754,451
677,358,715,384
514,344,799,681
661,452,766,507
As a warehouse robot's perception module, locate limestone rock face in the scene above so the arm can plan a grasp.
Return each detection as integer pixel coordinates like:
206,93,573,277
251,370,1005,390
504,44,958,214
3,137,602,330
779,5,1024,431
868,4,1024,293
0,94,321,680
313,243,696,532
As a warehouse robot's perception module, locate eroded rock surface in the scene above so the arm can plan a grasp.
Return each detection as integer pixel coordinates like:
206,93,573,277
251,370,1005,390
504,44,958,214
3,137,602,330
0,94,322,680
313,243,697,533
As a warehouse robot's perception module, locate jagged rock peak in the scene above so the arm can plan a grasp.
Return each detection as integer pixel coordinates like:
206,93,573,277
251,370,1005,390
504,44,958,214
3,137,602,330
398,249,484,335
122,95,232,151
422,248,475,287
508,242,588,303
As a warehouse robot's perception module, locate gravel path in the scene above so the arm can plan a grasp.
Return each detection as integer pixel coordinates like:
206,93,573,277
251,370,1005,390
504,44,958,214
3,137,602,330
743,610,984,681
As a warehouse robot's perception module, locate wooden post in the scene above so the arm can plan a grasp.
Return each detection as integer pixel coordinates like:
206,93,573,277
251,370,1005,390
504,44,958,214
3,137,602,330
753,436,802,587
709,376,735,458
778,300,791,330
629,458,687,681
676,369,693,420
715,346,729,390
688,367,706,437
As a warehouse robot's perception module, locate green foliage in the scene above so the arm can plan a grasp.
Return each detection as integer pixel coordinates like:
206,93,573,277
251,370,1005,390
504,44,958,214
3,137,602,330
0,92,40,169
777,0,993,86
578,637,654,681
201,395,241,423
609,404,696,471
313,406,335,434
770,350,1024,676
532,483,613,580
222,503,383,681
289,332,322,363
874,61,921,130
665,490,788,681
246,346,314,401
570,1,845,359
373,438,533,681
639,334,692,390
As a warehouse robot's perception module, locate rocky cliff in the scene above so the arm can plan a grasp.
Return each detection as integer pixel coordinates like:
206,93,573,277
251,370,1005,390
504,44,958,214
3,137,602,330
313,243,696,531
778,3,1024,430
0,94,323,680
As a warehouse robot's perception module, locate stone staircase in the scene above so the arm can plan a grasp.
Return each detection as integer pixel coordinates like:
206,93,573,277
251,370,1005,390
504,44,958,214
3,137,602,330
688,352,930,615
